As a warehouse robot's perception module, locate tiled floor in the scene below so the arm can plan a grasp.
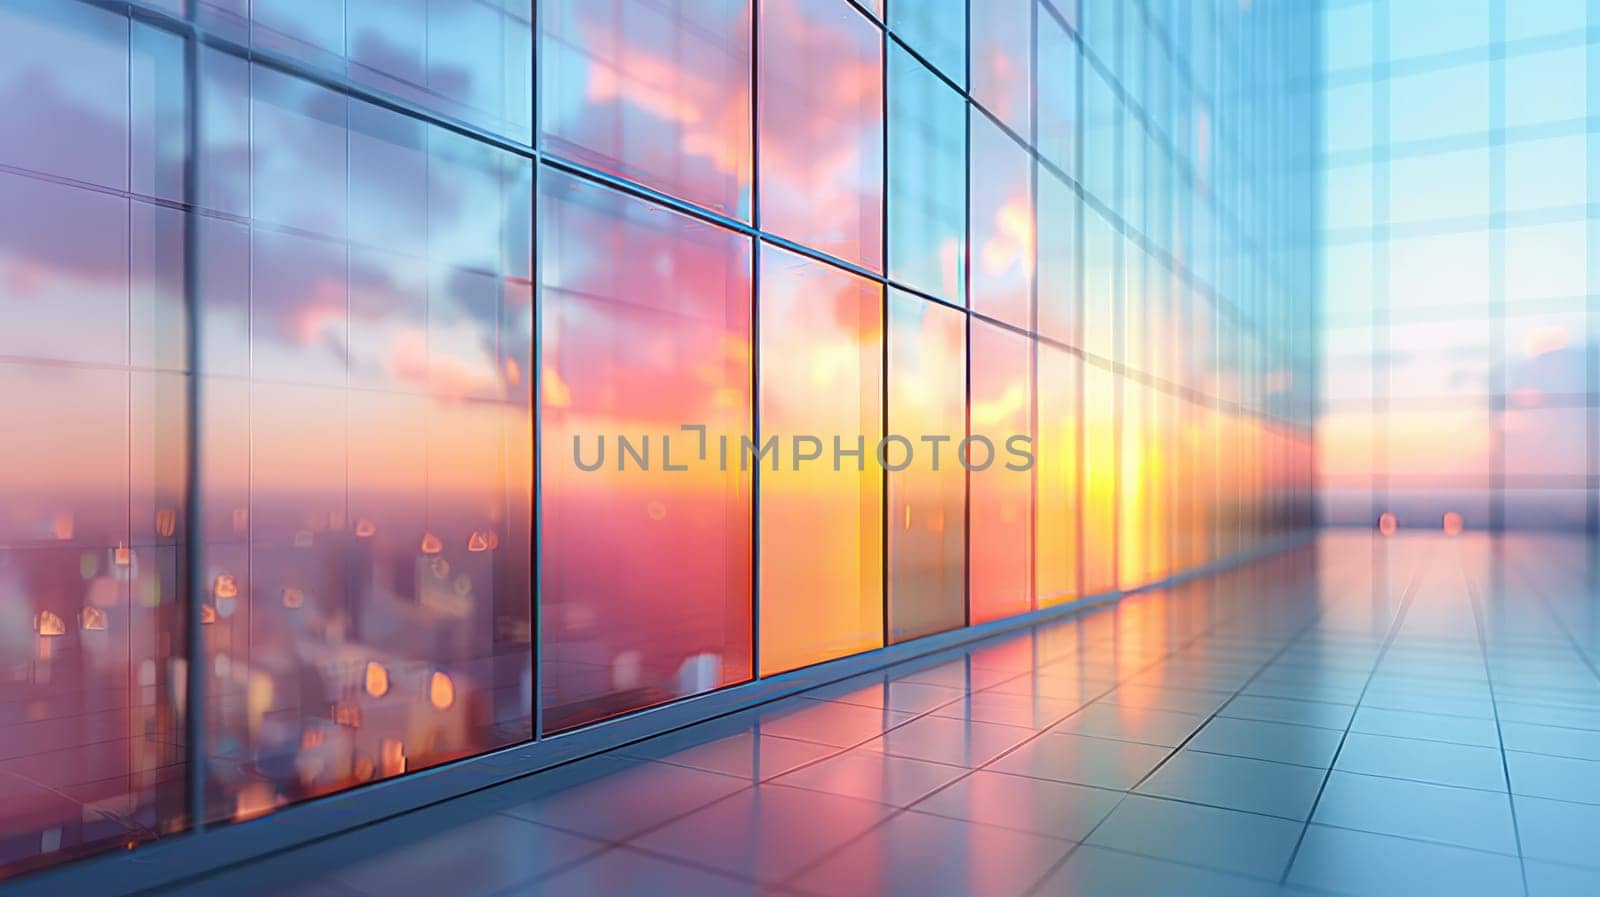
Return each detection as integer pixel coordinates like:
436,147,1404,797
116,533,1600,894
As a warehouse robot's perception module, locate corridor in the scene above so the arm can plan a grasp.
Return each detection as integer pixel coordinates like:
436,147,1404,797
77,533,1600,896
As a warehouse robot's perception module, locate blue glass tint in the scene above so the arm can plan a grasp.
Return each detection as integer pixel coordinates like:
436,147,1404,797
889,45,968,305
970,0,1033,139
889,0,966,87
1036,8,1080,179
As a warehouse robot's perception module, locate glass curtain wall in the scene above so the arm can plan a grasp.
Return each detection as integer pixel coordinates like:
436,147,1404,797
0,0,1315,878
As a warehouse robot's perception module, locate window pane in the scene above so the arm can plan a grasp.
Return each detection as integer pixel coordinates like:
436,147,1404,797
759,244,883,674
970,109,1034,329
201,71,535,821
0,0,129,190
759,0,884,270
540,0,753,219
1174,397,1206,568
888,46,967,304
889,0,966,86
888,290,967,642
1083,204,1116,360
1037,168,1079,345
1037,9,1079,178
1118,378,1157,588
969,322,1033,623
0,11,182,870
1084,60,1118,210
1035,343,1079,607
1387,0,1489,63
1083,361,1117,593
970,0,1032,139
540,172,753,733
1122,240,1147,373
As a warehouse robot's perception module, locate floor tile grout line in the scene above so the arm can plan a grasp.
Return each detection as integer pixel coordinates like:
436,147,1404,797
525,564,1321,888
769,577,1303,892
1463,554,1532,897
1007,584,1348,895
773,714,1546,804
547,689,976,838
1504,551,1600,688
1123,610,1355,798
516,606,1187,890
498,692,978,886
1043,827,1533,895
514,642,1113,888
1012,571,1357,882
1276,556,1431,886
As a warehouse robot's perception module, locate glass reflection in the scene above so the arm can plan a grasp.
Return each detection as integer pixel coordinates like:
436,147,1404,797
1035,344,1080,607
247,0,535,142
1037,8,1079,178
541,0,753,218
759,245,884,674
889,0,966,86
888,290,967,642
1083,204,1117,361
970,321,1033,623
199,66,534,824
1083,361,1118,594
1036,169,1079,346
539,171,753,733
888,44,967,305
0,8,182,874
1084,60,1118,213
970,109,1034,329
758,0,884,270
970,0,1032,139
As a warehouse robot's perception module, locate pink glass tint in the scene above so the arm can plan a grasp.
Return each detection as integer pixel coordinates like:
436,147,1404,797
758,0,885,270
540,171,754,733
969,321,1034,624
